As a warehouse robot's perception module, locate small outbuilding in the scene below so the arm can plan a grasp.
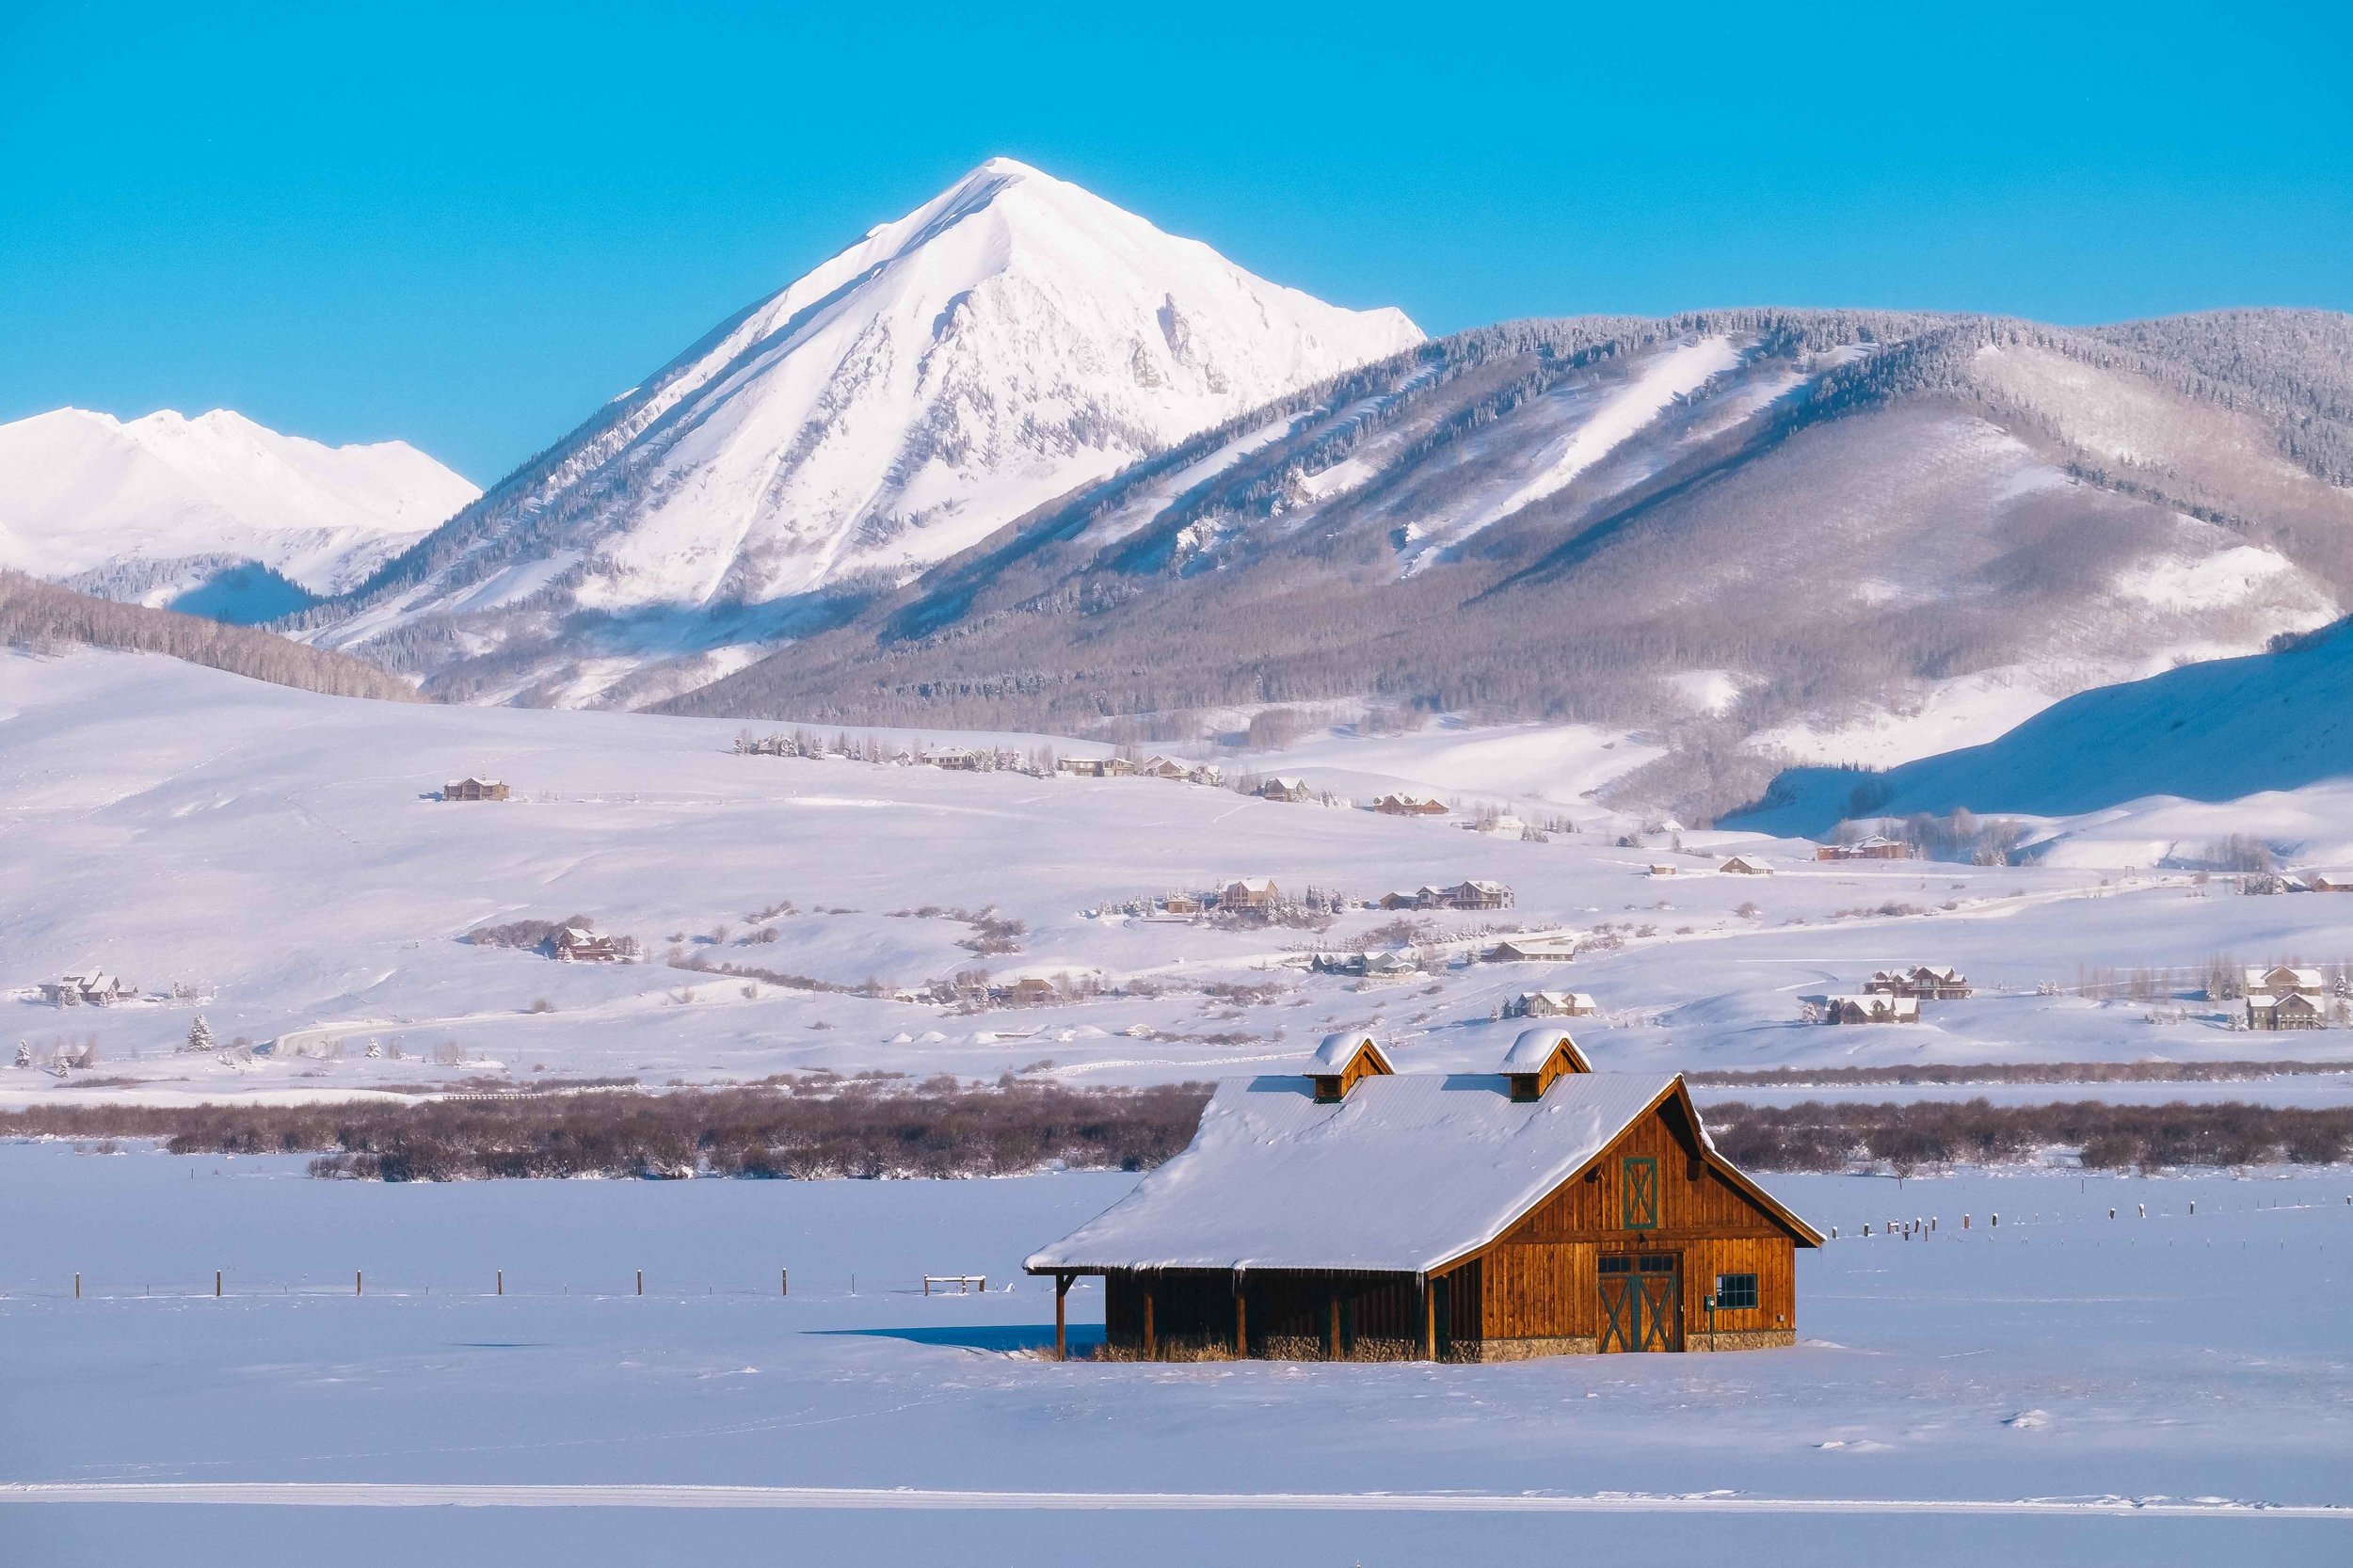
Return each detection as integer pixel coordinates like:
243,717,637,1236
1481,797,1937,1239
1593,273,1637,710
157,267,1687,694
1257,776,1314,803
1372,793,1449,817
1487,936,1577,964
1719,856,1773,875
1027,1032,1821,1361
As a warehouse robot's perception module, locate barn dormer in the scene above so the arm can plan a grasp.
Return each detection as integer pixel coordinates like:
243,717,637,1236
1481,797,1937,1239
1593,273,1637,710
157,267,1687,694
1310,1032,1395,1102
1499,1027,1593,1101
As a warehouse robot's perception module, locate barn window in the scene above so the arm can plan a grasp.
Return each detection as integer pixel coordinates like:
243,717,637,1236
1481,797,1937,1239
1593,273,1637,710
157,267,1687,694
1620,1157,1658,1231
1714,1272,1758,1311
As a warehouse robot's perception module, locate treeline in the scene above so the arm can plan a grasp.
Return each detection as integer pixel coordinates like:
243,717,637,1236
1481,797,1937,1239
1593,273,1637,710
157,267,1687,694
0,1078,1212,1182
1707,1098,2353,1176
1689,1059,2353,1087
0,570,420,703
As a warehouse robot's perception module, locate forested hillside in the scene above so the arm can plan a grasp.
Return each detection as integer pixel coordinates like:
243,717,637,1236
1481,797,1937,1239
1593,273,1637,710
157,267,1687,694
660,308,2353,820
0,570,423,702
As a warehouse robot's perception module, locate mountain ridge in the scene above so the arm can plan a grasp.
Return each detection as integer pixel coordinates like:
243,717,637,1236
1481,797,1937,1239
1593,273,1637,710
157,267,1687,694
301,158,1422,705
660,306,2353,821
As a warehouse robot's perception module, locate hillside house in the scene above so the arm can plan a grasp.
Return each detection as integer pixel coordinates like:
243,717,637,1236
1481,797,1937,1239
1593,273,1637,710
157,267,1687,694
1820,994,1921,1024
1221,877,1280,911
1136,757,1190,781
930,747,983,771
1026,1032,1821,1361
1318,951,1420,979
42,970,136,1007
1865,966,1973,1000
1159,893,1204,915
2245,966,2327,1030
2305,872,2353,893
1719,856,1772,875
2249,992,2328,1030
2246,965,2325,998
995,977,1061,1007
1506,991,1599,1019
1058,756,1135,778
1373,793,1449,817
1258,776,1314,803
441,777,510,802
553,927,621,963
1444,880,1514,911
1647,863,1678,877
1377,890,1422,910
1488,937,1578,964
1817,835,1912,861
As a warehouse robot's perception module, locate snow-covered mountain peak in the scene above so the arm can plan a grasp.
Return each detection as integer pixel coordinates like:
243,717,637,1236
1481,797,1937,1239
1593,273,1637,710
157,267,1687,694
0,406,478,609
322,159,1423,703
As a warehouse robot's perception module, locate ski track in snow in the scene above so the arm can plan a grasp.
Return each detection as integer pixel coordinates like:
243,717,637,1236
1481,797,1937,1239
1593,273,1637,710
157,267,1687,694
3,1482,2343,1519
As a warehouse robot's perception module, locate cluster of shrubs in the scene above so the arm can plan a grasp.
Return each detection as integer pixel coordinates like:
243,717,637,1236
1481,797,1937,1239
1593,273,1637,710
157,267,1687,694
1707,1098,2353,1176
1,1077,1213,1182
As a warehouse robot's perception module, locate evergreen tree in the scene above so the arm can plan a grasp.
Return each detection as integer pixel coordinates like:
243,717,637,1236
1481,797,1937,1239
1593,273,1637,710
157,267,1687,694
185,1015,216,1054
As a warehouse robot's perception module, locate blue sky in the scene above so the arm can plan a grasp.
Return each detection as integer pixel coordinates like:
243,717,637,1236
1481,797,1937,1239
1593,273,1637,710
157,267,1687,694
4,0,2346,480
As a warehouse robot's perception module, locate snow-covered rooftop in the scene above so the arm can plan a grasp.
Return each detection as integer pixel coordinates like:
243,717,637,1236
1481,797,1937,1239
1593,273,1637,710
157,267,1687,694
1026,1070,1686,1274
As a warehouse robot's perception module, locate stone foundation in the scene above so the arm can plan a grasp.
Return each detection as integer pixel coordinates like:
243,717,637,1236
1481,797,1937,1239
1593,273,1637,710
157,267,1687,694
1684,1329,1797,1352
1465,1335,1600,1361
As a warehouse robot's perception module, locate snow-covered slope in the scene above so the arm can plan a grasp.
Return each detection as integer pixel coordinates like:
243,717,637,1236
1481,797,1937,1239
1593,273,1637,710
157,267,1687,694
1732,618,2353,840
317,158,1422,705
0,408,476,613
674,310,2353,821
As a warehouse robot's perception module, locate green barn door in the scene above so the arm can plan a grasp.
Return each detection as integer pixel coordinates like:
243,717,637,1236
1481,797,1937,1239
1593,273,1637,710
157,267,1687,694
1598,1254,1682,1352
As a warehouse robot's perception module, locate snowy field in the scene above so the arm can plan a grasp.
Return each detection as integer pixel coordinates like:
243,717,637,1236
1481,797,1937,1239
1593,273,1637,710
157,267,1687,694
11,649,2353,1111
2,1141,2349,1565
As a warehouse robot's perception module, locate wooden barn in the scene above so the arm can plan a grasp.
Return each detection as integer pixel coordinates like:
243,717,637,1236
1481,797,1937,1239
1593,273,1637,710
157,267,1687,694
442,776,510,802
1027,1030,1821,1361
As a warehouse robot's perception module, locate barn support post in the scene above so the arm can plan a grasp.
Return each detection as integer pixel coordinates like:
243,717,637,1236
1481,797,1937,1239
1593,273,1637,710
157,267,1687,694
1326,1285,1341,1361
1143,1282,1157,1361
1233,1273,1247,1357
1422,1275,1437,1361
1054,1272,1071,1362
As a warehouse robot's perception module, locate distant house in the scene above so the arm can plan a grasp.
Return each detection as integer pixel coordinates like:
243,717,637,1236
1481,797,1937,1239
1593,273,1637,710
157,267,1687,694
1136,757,1191,781
1222,877,1280,910
1647,863,1679,878
1377,890,1423,910
2244,965,2323,998
42,970,136,1007
931,748,983,771
442,776,510,802
1476,815,1529,837
1058,756,1135,778
1372,793,1449,817
1719,856,1773,875
1258,776,1314,803
2305,872,2353,893
1189,762,1225,787
2249,991,2328,1031
996,976,1060,1007
1488,936,1578,964
1819,994,1921,1024
1443,880,1514,911
1817,835,1912,861
1865,966,1973,1000
1160,893,1204,915
1506,991,1599,1019
553,927,621,963
2244,965,2327,1031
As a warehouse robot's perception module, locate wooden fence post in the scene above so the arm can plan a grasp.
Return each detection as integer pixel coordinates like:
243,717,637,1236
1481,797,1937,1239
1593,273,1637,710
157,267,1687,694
780,1268,788,1298
74,1272,80,1300
635,1269,643,1297
1054,1272,1070,1361
497,1269,504,1296
216,1270,222,1298
356,1271,362,1297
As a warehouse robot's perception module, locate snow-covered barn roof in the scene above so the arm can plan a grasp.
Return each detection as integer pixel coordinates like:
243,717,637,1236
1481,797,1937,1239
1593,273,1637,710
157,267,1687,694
1500,1026,1591,1073
1026,1070,1820,1275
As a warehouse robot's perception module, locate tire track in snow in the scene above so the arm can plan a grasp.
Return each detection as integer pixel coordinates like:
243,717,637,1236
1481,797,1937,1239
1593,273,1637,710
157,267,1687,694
2,1483,2345,1519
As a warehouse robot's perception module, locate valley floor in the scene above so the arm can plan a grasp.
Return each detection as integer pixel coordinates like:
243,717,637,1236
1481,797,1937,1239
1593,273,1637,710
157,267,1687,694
11,649,2353,1107
2,1142,2348,1566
